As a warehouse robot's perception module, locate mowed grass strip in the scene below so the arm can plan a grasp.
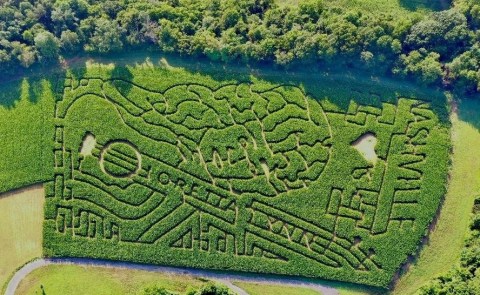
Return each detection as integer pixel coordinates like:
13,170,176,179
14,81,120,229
0,185,44,293
233,281,321,295
15,264,213,295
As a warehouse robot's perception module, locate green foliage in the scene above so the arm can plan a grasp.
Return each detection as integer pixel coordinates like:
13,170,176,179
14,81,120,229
447,44,480,93
140,283,232,295
0,78,55,194
42,65,450,288
0,0,479,94
60,30,81,52
34,31,60,61
405,10,471,56
141,286,175,295
418,196,480,295
396,49,443,84
186,283,232,295
84,18,125,53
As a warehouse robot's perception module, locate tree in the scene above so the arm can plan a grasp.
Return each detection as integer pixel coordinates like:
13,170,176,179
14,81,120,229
395,49,443,84
11,42,36,68
34,31,59,61
221,9,241,29
298,0,324,22
447,44,480,92
85,18,124,53
405,10,472,56
360,50,374,66
158,19,182,53
51,1,78,34
60,30,80,52
471,5,480,28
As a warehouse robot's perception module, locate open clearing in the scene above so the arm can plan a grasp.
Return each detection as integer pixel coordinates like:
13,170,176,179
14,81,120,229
15,264,209,295
233,281,321,295
352,133,378,165
0,185,44,293
42,63,449,287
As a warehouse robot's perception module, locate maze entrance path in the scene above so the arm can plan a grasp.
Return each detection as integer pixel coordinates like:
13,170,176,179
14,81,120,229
43,69,449,287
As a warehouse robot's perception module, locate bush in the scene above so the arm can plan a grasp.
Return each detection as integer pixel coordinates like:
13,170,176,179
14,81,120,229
187,283,232,295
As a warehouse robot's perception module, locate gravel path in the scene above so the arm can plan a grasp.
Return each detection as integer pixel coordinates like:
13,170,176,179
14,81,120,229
5,258,339,295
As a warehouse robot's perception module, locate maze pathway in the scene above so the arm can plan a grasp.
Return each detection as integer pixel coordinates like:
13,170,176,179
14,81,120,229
43,74,449,287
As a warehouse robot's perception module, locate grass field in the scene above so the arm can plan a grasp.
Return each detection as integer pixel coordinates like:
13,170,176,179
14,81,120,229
15,264,211,295
233,281,321,295
0,185,44,293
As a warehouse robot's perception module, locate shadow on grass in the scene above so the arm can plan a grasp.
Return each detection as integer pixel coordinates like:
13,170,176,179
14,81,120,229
457,97,480,130
123,52,449,125
38,50,448,126
0,70,65,108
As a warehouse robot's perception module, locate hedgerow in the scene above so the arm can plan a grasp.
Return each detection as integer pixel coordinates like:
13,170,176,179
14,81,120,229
43,64,450,288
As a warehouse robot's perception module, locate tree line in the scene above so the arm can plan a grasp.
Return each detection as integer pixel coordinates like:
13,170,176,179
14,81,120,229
1,0,480,94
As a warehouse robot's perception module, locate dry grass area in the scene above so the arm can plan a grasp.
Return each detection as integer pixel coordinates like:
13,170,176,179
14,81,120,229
352,133,378,164
0,185,44,292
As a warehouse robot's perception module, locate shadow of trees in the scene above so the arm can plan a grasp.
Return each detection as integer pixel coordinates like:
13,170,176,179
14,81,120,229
457,97,480,130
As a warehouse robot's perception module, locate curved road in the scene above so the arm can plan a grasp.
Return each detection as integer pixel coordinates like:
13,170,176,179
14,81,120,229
5,258,339,295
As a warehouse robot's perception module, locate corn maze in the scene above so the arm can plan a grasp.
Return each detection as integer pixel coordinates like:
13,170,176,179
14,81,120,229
43,68,449,287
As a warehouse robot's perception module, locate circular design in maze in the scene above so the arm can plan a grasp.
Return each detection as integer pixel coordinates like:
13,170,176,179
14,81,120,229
100,141,141,178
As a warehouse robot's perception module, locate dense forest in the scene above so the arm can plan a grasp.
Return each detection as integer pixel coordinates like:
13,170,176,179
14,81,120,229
0,0,480,94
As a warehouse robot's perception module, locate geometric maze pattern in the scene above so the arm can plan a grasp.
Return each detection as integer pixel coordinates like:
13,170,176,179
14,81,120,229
44,75,446,287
